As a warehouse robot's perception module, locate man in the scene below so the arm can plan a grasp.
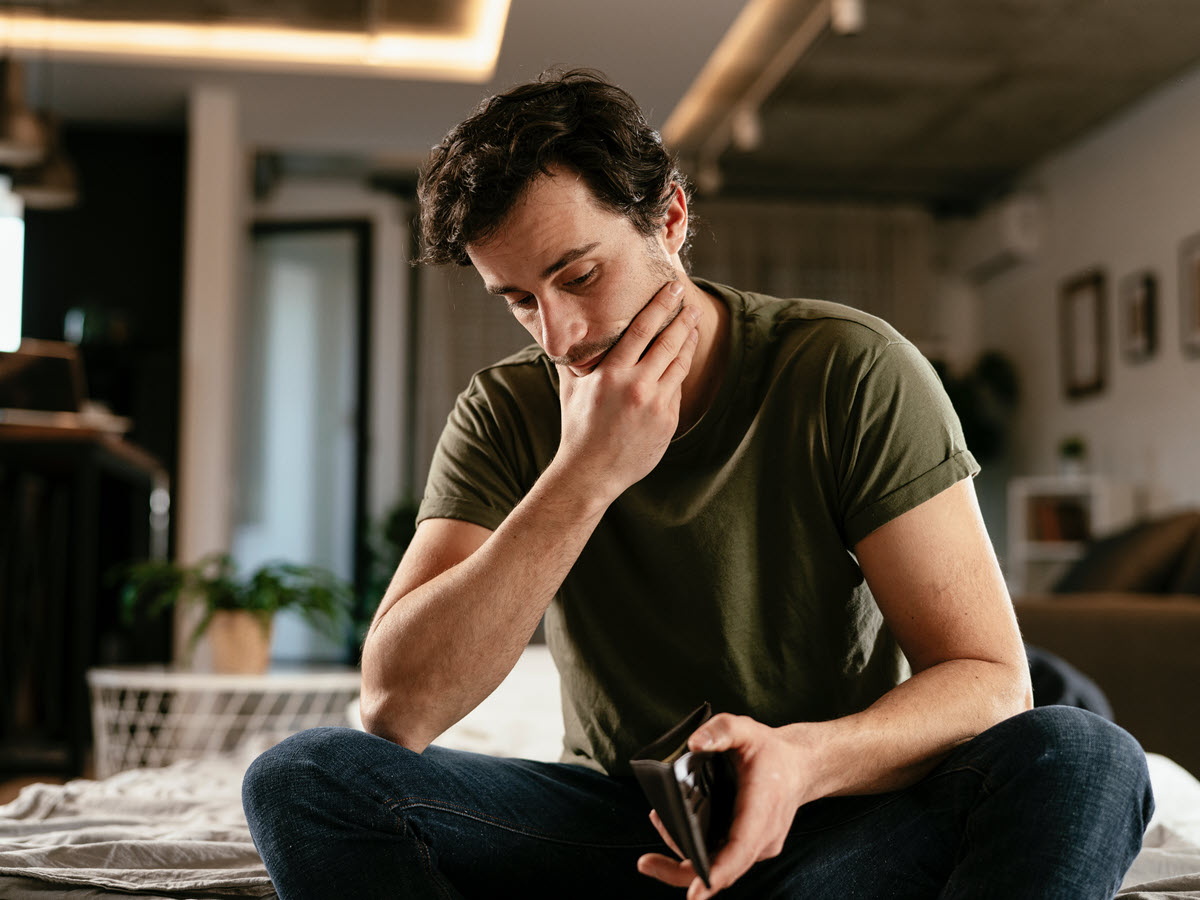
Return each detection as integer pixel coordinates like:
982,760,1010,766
243,70,1152,899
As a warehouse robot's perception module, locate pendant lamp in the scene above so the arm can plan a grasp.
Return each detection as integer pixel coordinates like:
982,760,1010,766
12,113,78,209
0,58,46,168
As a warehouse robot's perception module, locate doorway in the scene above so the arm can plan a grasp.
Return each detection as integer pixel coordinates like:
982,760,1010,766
233,220,371,663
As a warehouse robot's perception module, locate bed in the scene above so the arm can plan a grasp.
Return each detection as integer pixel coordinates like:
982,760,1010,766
2,645,1199,899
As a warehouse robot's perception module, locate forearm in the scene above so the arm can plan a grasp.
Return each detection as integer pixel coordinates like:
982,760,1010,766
359,460,608,751
784,656,1032,801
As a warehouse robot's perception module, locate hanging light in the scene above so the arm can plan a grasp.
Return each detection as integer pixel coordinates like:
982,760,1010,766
0,58,46,167
12,113,77,209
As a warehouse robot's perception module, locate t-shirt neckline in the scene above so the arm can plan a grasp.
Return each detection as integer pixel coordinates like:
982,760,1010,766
663,278,748,461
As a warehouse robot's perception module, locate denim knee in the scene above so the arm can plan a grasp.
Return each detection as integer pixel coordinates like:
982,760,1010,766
242,726,408,826
1000,706,1155,828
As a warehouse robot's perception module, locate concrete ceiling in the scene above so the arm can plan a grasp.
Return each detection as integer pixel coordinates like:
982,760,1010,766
710,0,1200,211
14,0,1200,212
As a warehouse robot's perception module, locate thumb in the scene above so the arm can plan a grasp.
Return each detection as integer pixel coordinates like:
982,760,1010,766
688,713,743,753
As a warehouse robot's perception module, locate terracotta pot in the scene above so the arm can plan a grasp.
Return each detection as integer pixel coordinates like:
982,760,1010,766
208,610,274,674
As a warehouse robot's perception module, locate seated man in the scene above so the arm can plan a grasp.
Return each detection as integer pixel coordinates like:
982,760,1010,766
243,70,1152,899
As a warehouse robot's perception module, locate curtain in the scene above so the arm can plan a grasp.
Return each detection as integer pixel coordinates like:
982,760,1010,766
688,199,936,345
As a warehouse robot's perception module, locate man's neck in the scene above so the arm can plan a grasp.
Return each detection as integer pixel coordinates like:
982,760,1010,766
676,277,730,436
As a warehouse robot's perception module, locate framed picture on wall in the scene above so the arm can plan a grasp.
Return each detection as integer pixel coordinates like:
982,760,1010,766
1059,269,1107,399
1119,270,1157,363
1181,232,1200,358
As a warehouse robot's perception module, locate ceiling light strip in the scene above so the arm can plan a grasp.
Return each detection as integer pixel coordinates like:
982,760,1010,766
0,0,510,81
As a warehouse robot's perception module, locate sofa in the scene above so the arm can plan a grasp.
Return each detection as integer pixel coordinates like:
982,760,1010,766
1012,510,1200,775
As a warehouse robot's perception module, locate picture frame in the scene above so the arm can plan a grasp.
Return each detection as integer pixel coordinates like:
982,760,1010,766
1181,231,1200,358
1118,270,1157,363
1059,269,1107,399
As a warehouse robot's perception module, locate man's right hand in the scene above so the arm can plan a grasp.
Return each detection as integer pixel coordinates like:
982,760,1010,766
554,280,700,504
362,280,699,750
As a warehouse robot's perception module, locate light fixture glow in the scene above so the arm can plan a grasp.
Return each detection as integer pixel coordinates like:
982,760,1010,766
0,179,24,353
0,0,511,81
663,0,836,154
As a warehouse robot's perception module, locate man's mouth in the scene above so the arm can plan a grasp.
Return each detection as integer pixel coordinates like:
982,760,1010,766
567,349,609,375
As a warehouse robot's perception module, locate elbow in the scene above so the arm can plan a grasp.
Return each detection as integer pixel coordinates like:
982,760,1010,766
1019,683,1035,714
358,689,433,754
1004,659,1035,718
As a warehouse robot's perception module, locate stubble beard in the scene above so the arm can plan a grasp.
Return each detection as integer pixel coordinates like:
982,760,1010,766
551,243,683,370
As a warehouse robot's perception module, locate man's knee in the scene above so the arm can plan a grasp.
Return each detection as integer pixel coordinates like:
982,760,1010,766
242,726,416,828
994,706,1155,828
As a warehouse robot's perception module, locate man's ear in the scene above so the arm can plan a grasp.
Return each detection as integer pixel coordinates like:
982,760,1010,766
660,182,688,257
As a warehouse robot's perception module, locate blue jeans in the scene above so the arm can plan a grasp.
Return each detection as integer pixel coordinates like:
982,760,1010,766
242,706,1153,899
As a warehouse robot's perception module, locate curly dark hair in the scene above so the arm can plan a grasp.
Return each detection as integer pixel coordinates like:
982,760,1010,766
416,68,690,267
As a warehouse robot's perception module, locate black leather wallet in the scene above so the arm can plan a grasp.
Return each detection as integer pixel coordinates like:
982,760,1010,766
630,702,736,888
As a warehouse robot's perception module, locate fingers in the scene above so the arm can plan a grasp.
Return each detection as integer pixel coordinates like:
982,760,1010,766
602,280,686,369
661,319,700,389
636,852,697,889
693,832,759,900
649,809,685,859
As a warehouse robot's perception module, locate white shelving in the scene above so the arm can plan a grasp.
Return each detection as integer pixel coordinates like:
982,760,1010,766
1006,475,1139,595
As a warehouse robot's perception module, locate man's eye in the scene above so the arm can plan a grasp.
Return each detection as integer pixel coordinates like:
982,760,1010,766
564,268,596,289
506,295,535,310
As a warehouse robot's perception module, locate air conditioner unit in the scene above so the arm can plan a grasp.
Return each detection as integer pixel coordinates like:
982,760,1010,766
956,193,1045,283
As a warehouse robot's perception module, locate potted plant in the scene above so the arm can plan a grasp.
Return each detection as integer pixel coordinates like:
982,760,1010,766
119,553,353,674
1058,435,1088,477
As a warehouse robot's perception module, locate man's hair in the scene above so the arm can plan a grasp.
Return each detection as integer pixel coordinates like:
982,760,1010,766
416,68,690,267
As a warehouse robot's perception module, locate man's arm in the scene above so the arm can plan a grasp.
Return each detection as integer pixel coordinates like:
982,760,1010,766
638,476,1032,899
360,282,699,752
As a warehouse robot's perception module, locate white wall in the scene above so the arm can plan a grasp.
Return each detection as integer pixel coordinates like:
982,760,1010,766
951,61,1200,518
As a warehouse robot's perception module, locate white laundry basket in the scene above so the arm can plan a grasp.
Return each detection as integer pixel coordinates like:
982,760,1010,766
87,665,362,778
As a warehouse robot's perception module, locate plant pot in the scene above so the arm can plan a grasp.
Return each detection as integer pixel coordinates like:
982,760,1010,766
1058,458,1086,478
208,610,274,674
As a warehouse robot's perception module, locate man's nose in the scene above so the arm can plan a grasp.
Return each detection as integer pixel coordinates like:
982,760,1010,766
537,296,586,360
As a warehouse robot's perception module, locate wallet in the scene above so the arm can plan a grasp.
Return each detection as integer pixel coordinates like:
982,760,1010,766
630,702,736,888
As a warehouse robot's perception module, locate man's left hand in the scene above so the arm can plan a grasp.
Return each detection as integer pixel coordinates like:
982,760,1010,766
636,714,817,899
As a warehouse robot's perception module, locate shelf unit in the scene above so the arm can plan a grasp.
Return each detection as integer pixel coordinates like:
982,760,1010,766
1006,474,1139,594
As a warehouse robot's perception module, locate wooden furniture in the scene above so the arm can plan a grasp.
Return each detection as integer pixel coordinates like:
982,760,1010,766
1006,474,1139,593
0,423,168,777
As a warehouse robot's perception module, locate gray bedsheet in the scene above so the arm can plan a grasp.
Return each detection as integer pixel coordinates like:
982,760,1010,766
0,751,274,899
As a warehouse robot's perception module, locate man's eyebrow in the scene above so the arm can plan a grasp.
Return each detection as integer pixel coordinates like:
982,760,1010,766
541,242,600,279
485,242,601,296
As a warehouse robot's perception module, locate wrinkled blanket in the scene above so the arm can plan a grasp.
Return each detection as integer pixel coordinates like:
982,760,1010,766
1118,754,1200,898
0,748,274,900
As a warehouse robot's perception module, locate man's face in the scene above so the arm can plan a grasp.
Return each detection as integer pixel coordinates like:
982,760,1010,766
466,168,679,376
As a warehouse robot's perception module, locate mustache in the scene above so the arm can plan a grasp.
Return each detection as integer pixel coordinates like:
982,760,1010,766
549,287,684,369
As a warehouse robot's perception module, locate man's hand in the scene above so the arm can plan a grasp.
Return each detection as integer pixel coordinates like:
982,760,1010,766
554,279,699,503
636,714,816,900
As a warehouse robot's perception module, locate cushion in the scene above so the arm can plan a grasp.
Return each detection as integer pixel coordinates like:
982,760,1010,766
1052,511,1200,593
1168,530,1200,594
1025,643,1113,719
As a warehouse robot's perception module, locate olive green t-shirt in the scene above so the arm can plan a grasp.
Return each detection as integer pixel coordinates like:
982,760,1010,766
419,279,979,775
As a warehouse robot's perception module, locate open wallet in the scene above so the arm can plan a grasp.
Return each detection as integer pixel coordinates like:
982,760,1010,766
630,702,737,888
